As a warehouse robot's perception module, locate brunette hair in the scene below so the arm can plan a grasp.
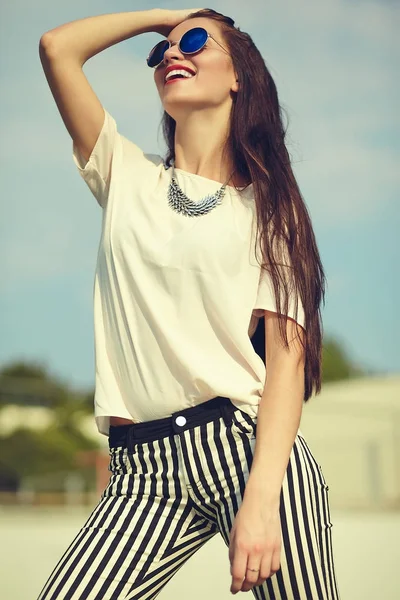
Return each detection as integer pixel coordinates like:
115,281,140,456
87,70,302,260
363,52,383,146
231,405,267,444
161,9,326,401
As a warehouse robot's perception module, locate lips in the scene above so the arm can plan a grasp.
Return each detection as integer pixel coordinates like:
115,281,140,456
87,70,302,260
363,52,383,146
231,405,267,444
164,64,196,84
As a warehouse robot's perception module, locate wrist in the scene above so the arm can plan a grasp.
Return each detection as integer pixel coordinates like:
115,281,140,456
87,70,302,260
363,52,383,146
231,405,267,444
244,476,281,509
147,9,173,37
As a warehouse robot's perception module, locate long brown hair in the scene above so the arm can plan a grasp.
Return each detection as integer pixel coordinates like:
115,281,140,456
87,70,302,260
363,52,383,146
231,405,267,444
161,9,326,401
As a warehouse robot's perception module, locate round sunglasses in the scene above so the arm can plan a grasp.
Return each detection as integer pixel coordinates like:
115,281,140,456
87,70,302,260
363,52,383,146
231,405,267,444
146,26,229,69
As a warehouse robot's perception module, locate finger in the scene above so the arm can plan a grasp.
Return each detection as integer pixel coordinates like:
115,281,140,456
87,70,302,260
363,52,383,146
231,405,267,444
254,545,280,587
270,544,281,575
256,552,273,586
230,550,248,593
241,563,262,592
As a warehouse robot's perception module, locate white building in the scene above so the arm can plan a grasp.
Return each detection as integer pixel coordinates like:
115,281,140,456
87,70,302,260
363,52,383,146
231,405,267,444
299,374,400,511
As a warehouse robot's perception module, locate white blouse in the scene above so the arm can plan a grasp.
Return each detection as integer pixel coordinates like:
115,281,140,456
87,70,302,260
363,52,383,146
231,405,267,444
73,109,305,436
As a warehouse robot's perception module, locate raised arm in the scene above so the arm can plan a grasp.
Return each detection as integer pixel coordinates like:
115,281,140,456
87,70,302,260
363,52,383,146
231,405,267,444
38,9,199,164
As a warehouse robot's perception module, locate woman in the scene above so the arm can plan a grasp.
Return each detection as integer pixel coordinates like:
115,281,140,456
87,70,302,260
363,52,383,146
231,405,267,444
37,7,341,599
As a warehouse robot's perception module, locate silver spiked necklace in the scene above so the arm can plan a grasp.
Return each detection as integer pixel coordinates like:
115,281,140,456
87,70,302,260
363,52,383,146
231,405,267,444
167,161,235,218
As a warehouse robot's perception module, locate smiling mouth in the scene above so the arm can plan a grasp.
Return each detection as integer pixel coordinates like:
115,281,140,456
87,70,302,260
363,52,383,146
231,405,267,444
165,77,194,85
164,69,196,85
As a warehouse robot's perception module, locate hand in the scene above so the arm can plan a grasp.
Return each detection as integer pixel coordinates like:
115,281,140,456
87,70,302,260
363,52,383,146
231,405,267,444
228,496,282,594
153,8,206,37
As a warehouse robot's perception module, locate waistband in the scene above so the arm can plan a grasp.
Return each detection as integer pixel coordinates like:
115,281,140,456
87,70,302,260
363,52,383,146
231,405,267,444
108,396,236,453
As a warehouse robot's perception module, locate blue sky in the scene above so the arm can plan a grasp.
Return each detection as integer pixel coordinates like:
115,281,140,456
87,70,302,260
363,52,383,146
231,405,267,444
1,0,399,390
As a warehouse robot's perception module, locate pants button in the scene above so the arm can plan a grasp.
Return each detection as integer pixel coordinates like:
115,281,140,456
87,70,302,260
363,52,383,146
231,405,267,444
175,415,187,426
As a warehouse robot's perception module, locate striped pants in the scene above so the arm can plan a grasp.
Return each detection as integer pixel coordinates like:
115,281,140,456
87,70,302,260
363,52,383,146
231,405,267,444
37,396,341,600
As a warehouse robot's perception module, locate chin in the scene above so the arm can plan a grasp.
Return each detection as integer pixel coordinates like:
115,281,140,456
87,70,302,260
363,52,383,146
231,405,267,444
163,96,210,118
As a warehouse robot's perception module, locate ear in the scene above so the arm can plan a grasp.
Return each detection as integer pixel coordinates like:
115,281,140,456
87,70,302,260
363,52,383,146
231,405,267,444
231,78,239,93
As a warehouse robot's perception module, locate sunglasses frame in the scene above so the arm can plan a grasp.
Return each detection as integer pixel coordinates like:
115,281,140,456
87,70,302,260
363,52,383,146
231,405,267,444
146,27,230,69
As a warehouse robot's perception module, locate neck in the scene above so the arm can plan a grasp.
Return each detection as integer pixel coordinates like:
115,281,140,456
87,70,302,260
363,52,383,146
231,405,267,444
172,105,241,186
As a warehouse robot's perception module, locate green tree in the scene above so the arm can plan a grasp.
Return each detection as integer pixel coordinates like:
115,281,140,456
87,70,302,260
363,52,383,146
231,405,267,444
0,361,99,492
322,336,367,382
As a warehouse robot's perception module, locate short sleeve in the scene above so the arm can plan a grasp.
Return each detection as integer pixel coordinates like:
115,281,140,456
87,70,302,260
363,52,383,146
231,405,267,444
72,108,117,208
251,218,306,330
252,265,306,330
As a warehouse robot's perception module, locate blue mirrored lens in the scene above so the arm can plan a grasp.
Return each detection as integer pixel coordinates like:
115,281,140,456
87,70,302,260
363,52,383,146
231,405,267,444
147,40,169,67
180,27,208,53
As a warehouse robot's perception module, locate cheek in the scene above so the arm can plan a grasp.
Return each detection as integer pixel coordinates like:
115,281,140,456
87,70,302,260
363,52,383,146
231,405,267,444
203,57,234,86
199,68,233,95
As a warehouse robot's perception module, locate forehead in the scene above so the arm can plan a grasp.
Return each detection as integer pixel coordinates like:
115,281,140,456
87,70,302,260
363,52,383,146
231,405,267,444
168,17,223,43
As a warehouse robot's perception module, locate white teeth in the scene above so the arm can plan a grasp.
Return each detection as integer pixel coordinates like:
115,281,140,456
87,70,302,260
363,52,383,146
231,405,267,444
165,69,195,82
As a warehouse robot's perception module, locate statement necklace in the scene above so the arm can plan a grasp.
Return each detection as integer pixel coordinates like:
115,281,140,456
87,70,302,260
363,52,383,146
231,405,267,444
167,161,235,218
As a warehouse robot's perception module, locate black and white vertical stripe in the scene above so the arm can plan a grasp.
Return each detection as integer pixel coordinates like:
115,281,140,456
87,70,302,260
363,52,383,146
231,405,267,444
37,409,341,599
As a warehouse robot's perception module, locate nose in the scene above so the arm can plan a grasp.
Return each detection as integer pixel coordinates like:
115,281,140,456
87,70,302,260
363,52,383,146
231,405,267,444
162,41,185,66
